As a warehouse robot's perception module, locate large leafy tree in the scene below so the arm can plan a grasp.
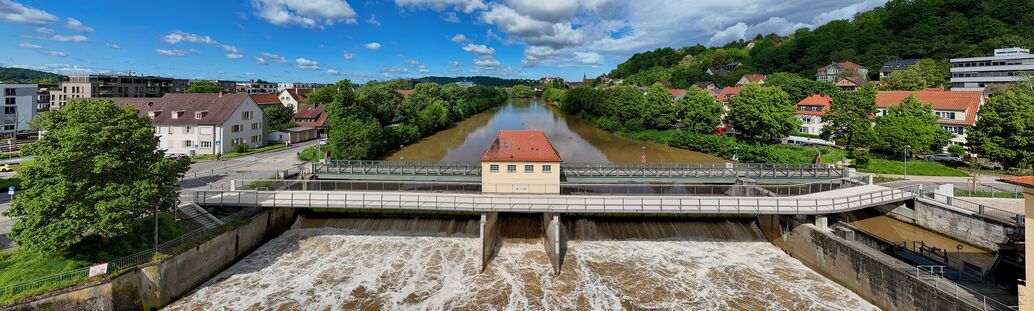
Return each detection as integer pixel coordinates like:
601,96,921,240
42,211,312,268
509,85,534,98
967,89,1034,168
416,100,452,134
727,83,799,140
185,80,223,93
4,99,189,252
643,84,677,128
676,86,723,134
264,105,296,132
881,59,949,91
764,72,840,102
822,84,878,150
872,96,953,155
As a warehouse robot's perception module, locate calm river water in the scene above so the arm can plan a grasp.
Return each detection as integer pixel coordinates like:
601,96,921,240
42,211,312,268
383,99,723,163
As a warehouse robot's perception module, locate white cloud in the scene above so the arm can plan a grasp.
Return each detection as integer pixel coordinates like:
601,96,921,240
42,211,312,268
17,42,40,49
343,50,353,60
385,66,409,74
448,60,461,72
572,51,603,65
707,22,748,46
418,65,431,73
451,33,467,43
295,57,320,70
155,48,198,57
363,42,381,50
226,53,244,59
20,32,90,42
367,14,380,25
43,50,65,57
162,30,242,59
441,12,460,23
394,0,486,13
473,55,500,68
257,52,288,64
462,43,495,55
64,18,93,32
503,0,579,23
252,0,358,28
0,0,59,24
479,3,584,49
8,63,111,75
18,42,66,57
327,68,341,75
106,43,121,49
255,57,268,64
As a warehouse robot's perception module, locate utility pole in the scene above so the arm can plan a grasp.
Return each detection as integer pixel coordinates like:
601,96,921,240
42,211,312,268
904,145,910,179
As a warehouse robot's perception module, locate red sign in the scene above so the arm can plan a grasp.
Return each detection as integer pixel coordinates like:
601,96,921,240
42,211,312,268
640,155,647,163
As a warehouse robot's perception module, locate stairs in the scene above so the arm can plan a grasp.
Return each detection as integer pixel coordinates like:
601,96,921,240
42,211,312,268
176,202,224,229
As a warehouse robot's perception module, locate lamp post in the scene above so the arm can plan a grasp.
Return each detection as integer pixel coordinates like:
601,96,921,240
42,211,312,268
733,147,740,165
904,145,910,179
640,146,646,163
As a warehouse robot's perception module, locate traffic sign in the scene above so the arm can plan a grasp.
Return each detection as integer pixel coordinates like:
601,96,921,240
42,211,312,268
215,140,221,146
7,186,14,195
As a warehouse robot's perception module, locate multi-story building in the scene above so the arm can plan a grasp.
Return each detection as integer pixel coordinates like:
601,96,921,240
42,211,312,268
188,80,237,93
36,85,53,112
112,93,266,156
794,94,831,135
277,88,311,109
735,74,766,86
880,59,920,79
875,89,983,145
50,75,187,110
950,47,1034,92
236,80,278,94
0,84,39,134
276,82,325,92
816,61,869,83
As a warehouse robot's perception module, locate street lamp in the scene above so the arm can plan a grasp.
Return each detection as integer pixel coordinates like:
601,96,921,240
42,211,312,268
640,146,646,163
733,147,740,165
903,145,910,179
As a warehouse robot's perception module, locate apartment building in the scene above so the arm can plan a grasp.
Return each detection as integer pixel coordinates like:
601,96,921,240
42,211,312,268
816,61,869,83
950,47,1034,92
50,75,188,110
0,84,39,134
112,93,266,156
795,94,831,135
277,82,325,92
36,86,52,112
188,80,237,93
875,89,983,145
236,81,278,94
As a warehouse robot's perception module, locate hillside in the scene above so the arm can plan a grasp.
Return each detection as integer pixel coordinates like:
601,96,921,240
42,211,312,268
415,76,534,87
0,67,65,84
608,0,1034,88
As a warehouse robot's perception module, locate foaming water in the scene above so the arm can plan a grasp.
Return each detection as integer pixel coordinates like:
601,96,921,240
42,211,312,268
166,217,876,310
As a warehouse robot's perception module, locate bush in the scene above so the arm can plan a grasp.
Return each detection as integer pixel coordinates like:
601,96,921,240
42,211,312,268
233,144,250,153
849,149,871,168
947,144,966,158
596,116,625,132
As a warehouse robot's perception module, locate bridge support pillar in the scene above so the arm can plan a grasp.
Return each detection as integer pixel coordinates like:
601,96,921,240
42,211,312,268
814,215,829,230
543,212,563,274
479,212,499,273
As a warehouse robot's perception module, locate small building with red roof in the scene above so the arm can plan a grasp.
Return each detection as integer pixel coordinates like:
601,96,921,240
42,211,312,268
735,74,766,86
817,61,869,83
249,94,284,111
875,89,984,145
480,130,561,194
668,89,687,101
277,88,311,110
293,103,328,128
795,94,832,135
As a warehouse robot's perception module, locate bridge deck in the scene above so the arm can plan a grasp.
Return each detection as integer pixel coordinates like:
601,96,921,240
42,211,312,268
191,185,912,215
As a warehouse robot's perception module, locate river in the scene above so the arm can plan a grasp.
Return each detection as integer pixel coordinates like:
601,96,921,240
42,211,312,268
383,99,723,163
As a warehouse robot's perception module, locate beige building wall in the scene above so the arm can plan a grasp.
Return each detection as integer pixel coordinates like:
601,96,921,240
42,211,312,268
481,161,560,194
1022,187,1033,311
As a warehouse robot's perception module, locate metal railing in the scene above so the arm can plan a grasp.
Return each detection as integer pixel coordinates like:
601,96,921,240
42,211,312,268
0,206,263,303
901,186,1023,225
191,187,913,215
909,266,1018,311
315,161,849,179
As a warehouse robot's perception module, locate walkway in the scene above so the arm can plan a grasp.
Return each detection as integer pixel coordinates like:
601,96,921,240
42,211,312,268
189,184,913,215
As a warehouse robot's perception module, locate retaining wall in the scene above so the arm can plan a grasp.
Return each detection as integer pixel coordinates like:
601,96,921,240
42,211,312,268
4,207,296,311
876,200,1011,251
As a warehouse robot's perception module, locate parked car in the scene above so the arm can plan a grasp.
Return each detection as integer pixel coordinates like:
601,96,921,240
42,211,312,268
925,154,966,166
0,164,15,172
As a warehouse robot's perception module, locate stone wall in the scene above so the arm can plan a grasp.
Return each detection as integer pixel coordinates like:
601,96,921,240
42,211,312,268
4,207,296,311
479,212,499,272
875,200,1012,251
542,212,562,274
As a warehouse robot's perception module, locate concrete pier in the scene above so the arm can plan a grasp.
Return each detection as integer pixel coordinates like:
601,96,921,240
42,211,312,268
543,212,563,274
479,212,500,272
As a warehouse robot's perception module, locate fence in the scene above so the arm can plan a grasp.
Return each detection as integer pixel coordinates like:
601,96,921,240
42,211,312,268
901,186,1023,225
315,161,849,179
909,266,1018,311
0,206,263,303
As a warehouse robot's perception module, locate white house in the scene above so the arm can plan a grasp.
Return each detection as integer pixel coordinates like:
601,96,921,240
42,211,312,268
113,93,266,156
0,83,39,134
816,61,869,83
794,94,831,135
875,89,983,145
277,88,310,110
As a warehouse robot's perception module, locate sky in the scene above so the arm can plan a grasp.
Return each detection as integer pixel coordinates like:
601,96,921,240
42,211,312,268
0,0,888,83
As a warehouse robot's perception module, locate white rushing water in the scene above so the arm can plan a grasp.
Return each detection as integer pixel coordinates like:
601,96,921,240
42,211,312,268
167,218,876,310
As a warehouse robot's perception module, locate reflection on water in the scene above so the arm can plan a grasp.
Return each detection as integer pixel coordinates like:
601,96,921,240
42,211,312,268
384,99,724,163
166,217,875,310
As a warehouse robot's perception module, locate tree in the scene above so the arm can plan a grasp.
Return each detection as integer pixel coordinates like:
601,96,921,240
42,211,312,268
509,85,534,98
822,84,878,150
3,99,189,252
966,89,1034,168
881,59,949,90
329,116,385,159
416,100,452,134
676,87,723,134
643,84,677,128
764,72,839,102
727,83,799,140
264,105,296,132
873,96,953,155
185,80,222,93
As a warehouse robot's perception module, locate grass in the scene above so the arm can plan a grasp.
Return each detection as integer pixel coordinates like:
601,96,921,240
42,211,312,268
0,213,197,304
192,144,287,160
611,127,849,165
298,146,321,163
872,175,905,184
857,159,969,177
953,188,1023,199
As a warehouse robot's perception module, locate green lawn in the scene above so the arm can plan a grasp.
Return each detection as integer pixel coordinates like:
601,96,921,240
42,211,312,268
954,188,1023,199
297,146,321,163
192,144,287,160
0,213,197,304
858,159,969,177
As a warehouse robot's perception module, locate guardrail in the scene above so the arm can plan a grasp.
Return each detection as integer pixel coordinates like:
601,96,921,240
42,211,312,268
900,186,1023,225
0,206,263,303
191,186,913,215
909,266,1018,311
315,161,849,179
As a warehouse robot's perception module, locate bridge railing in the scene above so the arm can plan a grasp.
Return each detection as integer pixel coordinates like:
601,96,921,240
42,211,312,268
191,187,913,215
315,161,848,179
900,186,1022,225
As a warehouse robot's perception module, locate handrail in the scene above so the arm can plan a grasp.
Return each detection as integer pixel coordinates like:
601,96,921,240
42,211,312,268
314,161,848,179
900,187,1022,225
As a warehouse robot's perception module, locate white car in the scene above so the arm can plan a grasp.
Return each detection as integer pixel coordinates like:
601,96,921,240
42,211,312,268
319,138,328,145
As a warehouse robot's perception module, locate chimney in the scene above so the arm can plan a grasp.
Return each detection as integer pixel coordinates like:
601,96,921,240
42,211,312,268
218,91,223,97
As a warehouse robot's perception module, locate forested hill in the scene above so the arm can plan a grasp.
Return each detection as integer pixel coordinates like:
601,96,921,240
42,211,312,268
415,76,534,87
608,0,1034,88
0,67,65,84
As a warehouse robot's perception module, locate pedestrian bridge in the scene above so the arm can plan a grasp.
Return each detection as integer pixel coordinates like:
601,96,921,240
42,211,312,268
189,184,913,215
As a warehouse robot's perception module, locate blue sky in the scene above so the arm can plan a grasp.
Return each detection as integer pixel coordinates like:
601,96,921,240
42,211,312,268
1,0,887,83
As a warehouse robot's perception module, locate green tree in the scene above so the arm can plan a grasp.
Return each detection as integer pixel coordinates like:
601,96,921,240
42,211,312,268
764,72,839,102
509,85,534,98
873,95,953,155
881,59,949,90
264,105,296,132
676,87,723,134
185,80,222,93
727,83,799,140
822,84,878,150
417,100,452,134
966,89,1034,168
3,99,190,252
542,87,566,103
643,84,677,128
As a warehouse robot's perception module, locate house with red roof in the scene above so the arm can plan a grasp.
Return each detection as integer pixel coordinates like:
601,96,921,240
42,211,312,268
277,88,311,110
293,103,328,129
249,94,284,111
668,89,687,101
816,61,869,83
735,74,766,86
110,93,266,156
480,130,561,194
875,89,984,145
795,94,832,135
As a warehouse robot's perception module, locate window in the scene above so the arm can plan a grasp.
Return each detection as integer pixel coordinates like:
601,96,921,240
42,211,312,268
251,135,260,143
231,124,242,132
167,126,174,134
542,165,552,173
3,107,14,115
184,126,191,134
3,124,13,131
195,111,207,119
242,111,253,120
4,88,15,96
507,165,516,173
524,165,534,173
489,164,499,172
183,140,192,148
935,111,956,120
4,98,14,106
251,122,260,130
200,141,212,148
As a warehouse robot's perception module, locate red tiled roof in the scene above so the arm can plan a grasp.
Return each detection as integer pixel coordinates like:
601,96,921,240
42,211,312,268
293,104,327,128
1000,176,1034,189
795,94,831,116
284,88,311,103
399,89,414,98
742,74,766,83
818,61,865,72
836,76,869,87
249,94,282,106
717,87,741,102
669,89,686,98
109,93,252,126
480,130,561,162
875,90,983,126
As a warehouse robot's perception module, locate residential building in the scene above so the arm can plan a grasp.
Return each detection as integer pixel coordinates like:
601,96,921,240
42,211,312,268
266,126,319,144
277,88,311,110
706,62,742,76
293,104,328,129
795,94,831,135
835,76,869,92
276,82,325,92
236,80,278,94
50,74,187,109
668,89,687,101
816,61,869,83
480,130,561,194
112,93,266,155
716,87,741,105
188,80,236,93
875,89,983,145
249,94,283,111
950,47,1034,92
694,81,717,91
0,84,39,134
456,81,475,88
736,74,766,86
879,59,920,79
36,86,52,112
